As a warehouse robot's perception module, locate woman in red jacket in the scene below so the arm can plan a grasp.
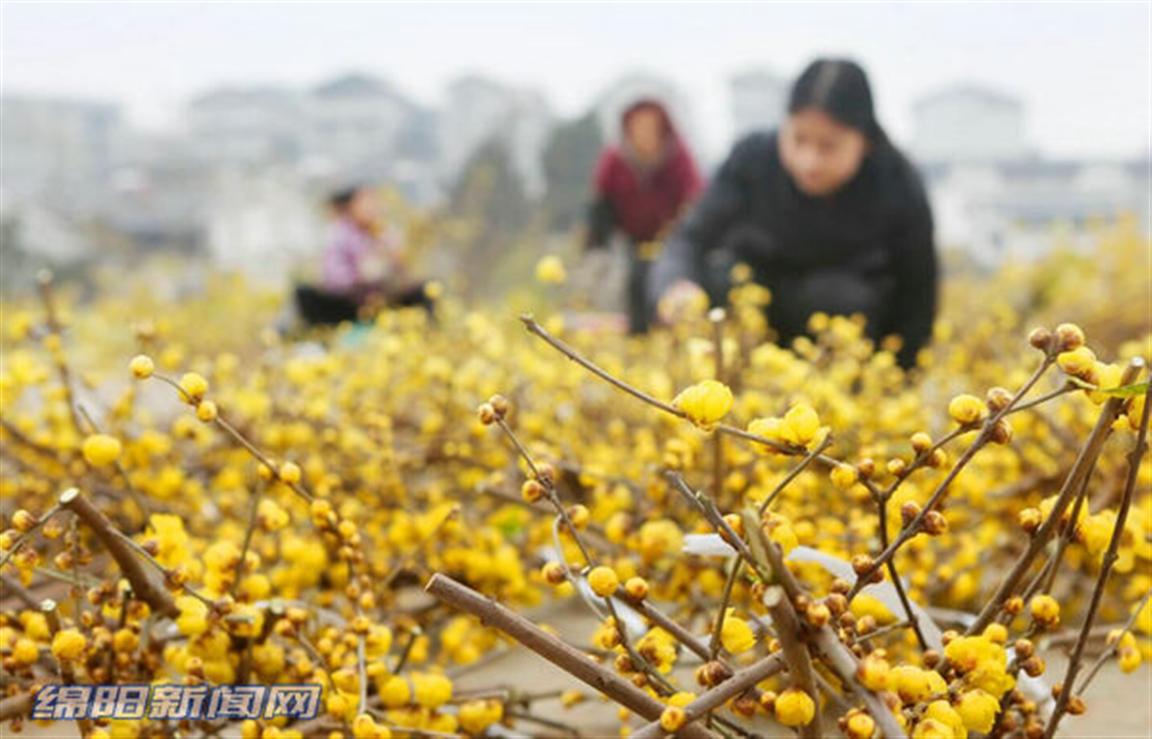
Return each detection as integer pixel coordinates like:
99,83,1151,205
585,99,703,334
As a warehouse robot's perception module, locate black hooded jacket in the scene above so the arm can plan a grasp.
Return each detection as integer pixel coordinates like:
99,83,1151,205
649,131,938,369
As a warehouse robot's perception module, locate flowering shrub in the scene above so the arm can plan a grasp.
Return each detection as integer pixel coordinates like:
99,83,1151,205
0,223,1149,738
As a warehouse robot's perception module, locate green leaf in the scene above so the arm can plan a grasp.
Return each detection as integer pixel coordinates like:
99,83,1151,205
1068,377,1150,397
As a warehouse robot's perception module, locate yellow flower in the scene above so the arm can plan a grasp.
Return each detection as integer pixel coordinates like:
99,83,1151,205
258,499,290,531
352,713,382,739
948,394,985,425
1119,646,1142,673
11,637,39,665
846,713,876,739
830,463,859,490
176,595,210,636
411,672,452,709
1029,594,1060,626
147,513,189,567
51,628,86,662
587,566,620,598
673,380,734,428
458,699,503,733
637,519,683,562
922,700,967,739
779,402,822,447
660,706,687,732
278,461,302,485
944,635,1014,696
857,654,891,691
179,372,209,403
82,434,123,467
912,718,957,739
774,688,815,727
1057,346,1097,379
890,665,938,704
720,610,756,654
379,675,411,708
957,690,1000,733
195,401,218,422
535,255,567,284
130,354,154,379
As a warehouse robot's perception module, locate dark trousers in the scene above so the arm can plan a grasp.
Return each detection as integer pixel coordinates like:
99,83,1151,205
295,282,434,327
627,253,654,335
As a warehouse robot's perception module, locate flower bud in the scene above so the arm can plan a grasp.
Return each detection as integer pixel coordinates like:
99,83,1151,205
541,562,566,585
521,479,545,504
624,577,649,601
476,403,497,425
488,394,510,418
923,510,949,535
1018,507,1042,534
1028,327,1054,352
990,418,1014,445
1055,323,1086,351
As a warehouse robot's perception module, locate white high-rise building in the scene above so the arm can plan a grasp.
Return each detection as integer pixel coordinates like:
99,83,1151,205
911,84,1031,163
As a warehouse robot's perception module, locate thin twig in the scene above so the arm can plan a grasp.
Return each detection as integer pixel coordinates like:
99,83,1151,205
425,573,718,739
1045,370,1149,737
966,358,1143,635
57,488,178,617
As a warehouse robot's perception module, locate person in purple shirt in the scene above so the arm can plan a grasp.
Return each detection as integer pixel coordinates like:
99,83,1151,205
297,185,431,326
322,186,404,298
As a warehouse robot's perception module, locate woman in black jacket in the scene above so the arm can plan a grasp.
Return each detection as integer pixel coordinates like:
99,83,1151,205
650,59,937,369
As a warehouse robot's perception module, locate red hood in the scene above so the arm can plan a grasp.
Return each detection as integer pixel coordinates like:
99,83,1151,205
620,98,683,145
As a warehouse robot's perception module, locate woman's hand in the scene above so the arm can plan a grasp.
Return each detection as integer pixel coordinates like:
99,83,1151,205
657,280,709,325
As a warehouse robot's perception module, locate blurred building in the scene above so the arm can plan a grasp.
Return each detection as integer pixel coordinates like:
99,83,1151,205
923,158,1150,265
203,167,326,283
0,94,124,214
729,68,789,139
304,73,440,196
439,75,553,198
186,86,305,167
911,84,1031,163
907,83,1149,265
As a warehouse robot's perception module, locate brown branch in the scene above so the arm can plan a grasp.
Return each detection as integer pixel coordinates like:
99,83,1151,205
42,598,93,737
37,271,84,436
745,509,907,739
630,652,785,739
1076,589,1152,693
875,488,929,650
850,353,1057,600
764,585,823,739
0,572,39,609
425,573,718,739
1045,367,1149,737
966,358,1143,635
0,691,34,722
58,488,179,618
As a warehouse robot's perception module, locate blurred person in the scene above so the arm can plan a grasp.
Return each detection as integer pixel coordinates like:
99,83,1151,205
650,59,937,369
296,185,432,327
585,99,703,334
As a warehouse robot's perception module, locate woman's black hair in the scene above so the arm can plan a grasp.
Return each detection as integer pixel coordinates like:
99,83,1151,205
789,59,887,144
329,185,362,212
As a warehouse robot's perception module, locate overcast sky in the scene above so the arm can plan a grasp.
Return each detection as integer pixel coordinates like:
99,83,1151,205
3,2,1150,161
